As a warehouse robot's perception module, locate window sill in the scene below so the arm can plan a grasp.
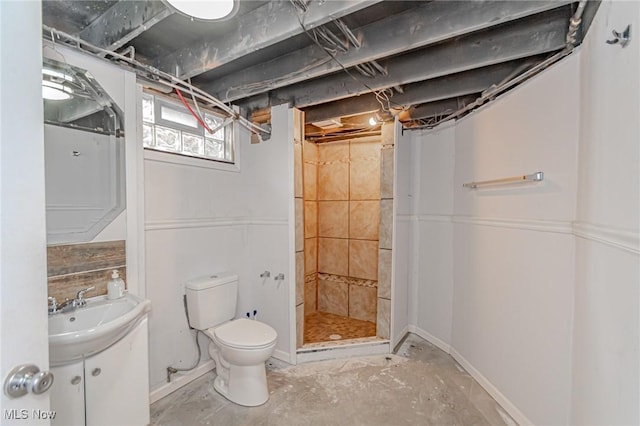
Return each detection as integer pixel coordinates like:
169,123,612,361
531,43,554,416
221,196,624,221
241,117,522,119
143,148,240,173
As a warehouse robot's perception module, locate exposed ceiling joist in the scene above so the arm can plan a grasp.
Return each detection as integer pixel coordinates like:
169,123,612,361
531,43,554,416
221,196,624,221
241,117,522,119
78,0,172,52
238,6,571,112
204,0,572,103
42,1,600,138
398,95,480,123
155,0,383,79
303,58,539,123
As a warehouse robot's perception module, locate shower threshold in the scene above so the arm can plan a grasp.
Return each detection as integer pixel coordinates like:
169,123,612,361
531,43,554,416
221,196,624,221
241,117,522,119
297,337,390,363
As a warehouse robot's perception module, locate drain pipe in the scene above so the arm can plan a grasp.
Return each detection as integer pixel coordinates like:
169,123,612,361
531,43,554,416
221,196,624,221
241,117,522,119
405,0,588,131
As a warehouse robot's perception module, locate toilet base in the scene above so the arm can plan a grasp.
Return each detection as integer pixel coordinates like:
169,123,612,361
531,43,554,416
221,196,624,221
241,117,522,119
213,363,269,407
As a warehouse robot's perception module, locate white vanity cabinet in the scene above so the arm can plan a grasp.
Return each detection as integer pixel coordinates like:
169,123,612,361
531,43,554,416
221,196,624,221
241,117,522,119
50,318,150,426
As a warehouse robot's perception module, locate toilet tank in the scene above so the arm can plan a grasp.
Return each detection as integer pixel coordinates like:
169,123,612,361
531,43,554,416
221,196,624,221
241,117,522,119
185,272,238,330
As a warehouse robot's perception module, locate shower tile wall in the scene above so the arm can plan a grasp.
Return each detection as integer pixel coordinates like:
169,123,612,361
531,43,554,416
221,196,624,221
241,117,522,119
377,123,395,339
315,136,381,324
294,109,305,348
303,140,318,315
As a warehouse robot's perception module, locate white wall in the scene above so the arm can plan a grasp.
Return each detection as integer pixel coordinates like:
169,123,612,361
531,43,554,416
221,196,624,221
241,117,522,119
406,53,581,424
413,126,456,351
451,54,579,425
145,104,294,392
405,2,640,423
571,1,640,424
0,0,50,421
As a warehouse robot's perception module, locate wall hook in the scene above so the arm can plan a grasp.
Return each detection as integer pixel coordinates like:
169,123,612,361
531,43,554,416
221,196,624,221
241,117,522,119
606,24,631,48
259,271,270,278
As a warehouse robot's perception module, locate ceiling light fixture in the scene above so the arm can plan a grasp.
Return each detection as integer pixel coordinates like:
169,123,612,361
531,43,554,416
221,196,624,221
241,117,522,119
368,116,377,126
164,0,237,21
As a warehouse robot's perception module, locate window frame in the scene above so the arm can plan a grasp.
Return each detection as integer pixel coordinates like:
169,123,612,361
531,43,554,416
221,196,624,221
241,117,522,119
141,90,239,172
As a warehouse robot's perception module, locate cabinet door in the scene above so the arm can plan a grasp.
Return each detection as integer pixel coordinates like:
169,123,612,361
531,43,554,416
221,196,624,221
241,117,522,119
85,318,150,426
50,362,85,426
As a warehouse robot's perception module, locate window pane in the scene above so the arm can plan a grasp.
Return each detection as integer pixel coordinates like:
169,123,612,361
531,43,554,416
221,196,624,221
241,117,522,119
182,133,204,156
205,138,224,159
142,96,154,123
143,123,155,147
161,105,198,129
225,139,234,162
155,126,181,152
204,114,225,140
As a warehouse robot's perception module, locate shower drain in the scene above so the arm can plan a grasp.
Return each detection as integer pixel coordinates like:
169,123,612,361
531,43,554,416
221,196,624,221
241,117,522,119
329,334,342,340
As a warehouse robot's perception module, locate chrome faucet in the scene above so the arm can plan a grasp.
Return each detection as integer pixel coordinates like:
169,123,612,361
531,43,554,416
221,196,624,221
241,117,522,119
75,286,95,307
48,286,95,314
47,297,58,315
56,298,77,313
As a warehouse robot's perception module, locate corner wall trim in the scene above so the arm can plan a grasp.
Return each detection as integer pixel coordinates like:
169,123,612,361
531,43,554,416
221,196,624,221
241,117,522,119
407,325,451,354
573,221,639,255
149,360,215,404
272,349,292,364
453,215,573,234
449,347,532,426
404,327,531,426
145,217,287,231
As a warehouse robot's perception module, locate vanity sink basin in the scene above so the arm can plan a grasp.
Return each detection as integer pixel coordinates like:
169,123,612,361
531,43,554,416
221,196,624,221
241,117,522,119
49,293,151,366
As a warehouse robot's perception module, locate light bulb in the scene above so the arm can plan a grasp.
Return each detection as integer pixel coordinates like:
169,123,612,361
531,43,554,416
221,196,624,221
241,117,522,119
368,116,377,126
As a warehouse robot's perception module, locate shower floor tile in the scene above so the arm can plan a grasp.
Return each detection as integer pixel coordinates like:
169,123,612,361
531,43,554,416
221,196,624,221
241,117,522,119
304,311,376,344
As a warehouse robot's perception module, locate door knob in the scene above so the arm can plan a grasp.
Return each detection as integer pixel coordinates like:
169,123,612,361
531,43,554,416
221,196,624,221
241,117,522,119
4,364,54,398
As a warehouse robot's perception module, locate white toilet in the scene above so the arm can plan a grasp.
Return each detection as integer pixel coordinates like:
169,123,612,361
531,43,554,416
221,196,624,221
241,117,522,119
185,273,277,407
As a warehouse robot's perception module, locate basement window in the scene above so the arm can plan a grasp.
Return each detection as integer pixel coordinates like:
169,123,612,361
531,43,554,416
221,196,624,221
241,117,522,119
141,92,234,164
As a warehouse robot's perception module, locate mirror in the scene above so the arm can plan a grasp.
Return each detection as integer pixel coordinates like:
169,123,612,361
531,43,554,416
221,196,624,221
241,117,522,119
43,58,125,245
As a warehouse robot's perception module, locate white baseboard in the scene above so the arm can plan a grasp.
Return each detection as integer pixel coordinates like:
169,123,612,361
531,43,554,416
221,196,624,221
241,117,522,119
405,326,530,425
449,347,532,426
407,325,451,354
149,360,215,404
392,325,410,350
272,349,292,364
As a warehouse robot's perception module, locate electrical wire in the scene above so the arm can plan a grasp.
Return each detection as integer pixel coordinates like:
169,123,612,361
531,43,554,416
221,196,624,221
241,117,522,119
187,77,208,127
289,0,408,116
404,0,588,132
175,88,214,132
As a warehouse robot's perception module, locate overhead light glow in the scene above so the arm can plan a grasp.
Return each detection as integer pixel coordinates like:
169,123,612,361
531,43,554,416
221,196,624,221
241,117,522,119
42,80,73,101
368,116,377,126
165,0,236,21
42,68,74,82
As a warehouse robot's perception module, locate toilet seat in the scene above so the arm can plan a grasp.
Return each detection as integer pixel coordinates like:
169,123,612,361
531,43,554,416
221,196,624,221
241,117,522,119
212,318,277,350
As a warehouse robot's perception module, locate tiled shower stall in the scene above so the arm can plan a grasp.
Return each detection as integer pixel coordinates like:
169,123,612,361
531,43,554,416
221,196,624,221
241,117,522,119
295,112,394,347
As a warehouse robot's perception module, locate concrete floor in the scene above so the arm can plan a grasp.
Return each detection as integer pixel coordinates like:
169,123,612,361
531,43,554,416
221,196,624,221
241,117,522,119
150,333,516,425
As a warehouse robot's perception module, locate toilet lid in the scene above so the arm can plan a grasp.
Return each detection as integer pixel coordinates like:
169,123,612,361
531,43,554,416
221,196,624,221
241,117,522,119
214,318,277,349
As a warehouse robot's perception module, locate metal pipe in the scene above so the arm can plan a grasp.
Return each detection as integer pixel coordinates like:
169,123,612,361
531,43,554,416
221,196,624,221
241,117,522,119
405,0,588,132
41,25,270,136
